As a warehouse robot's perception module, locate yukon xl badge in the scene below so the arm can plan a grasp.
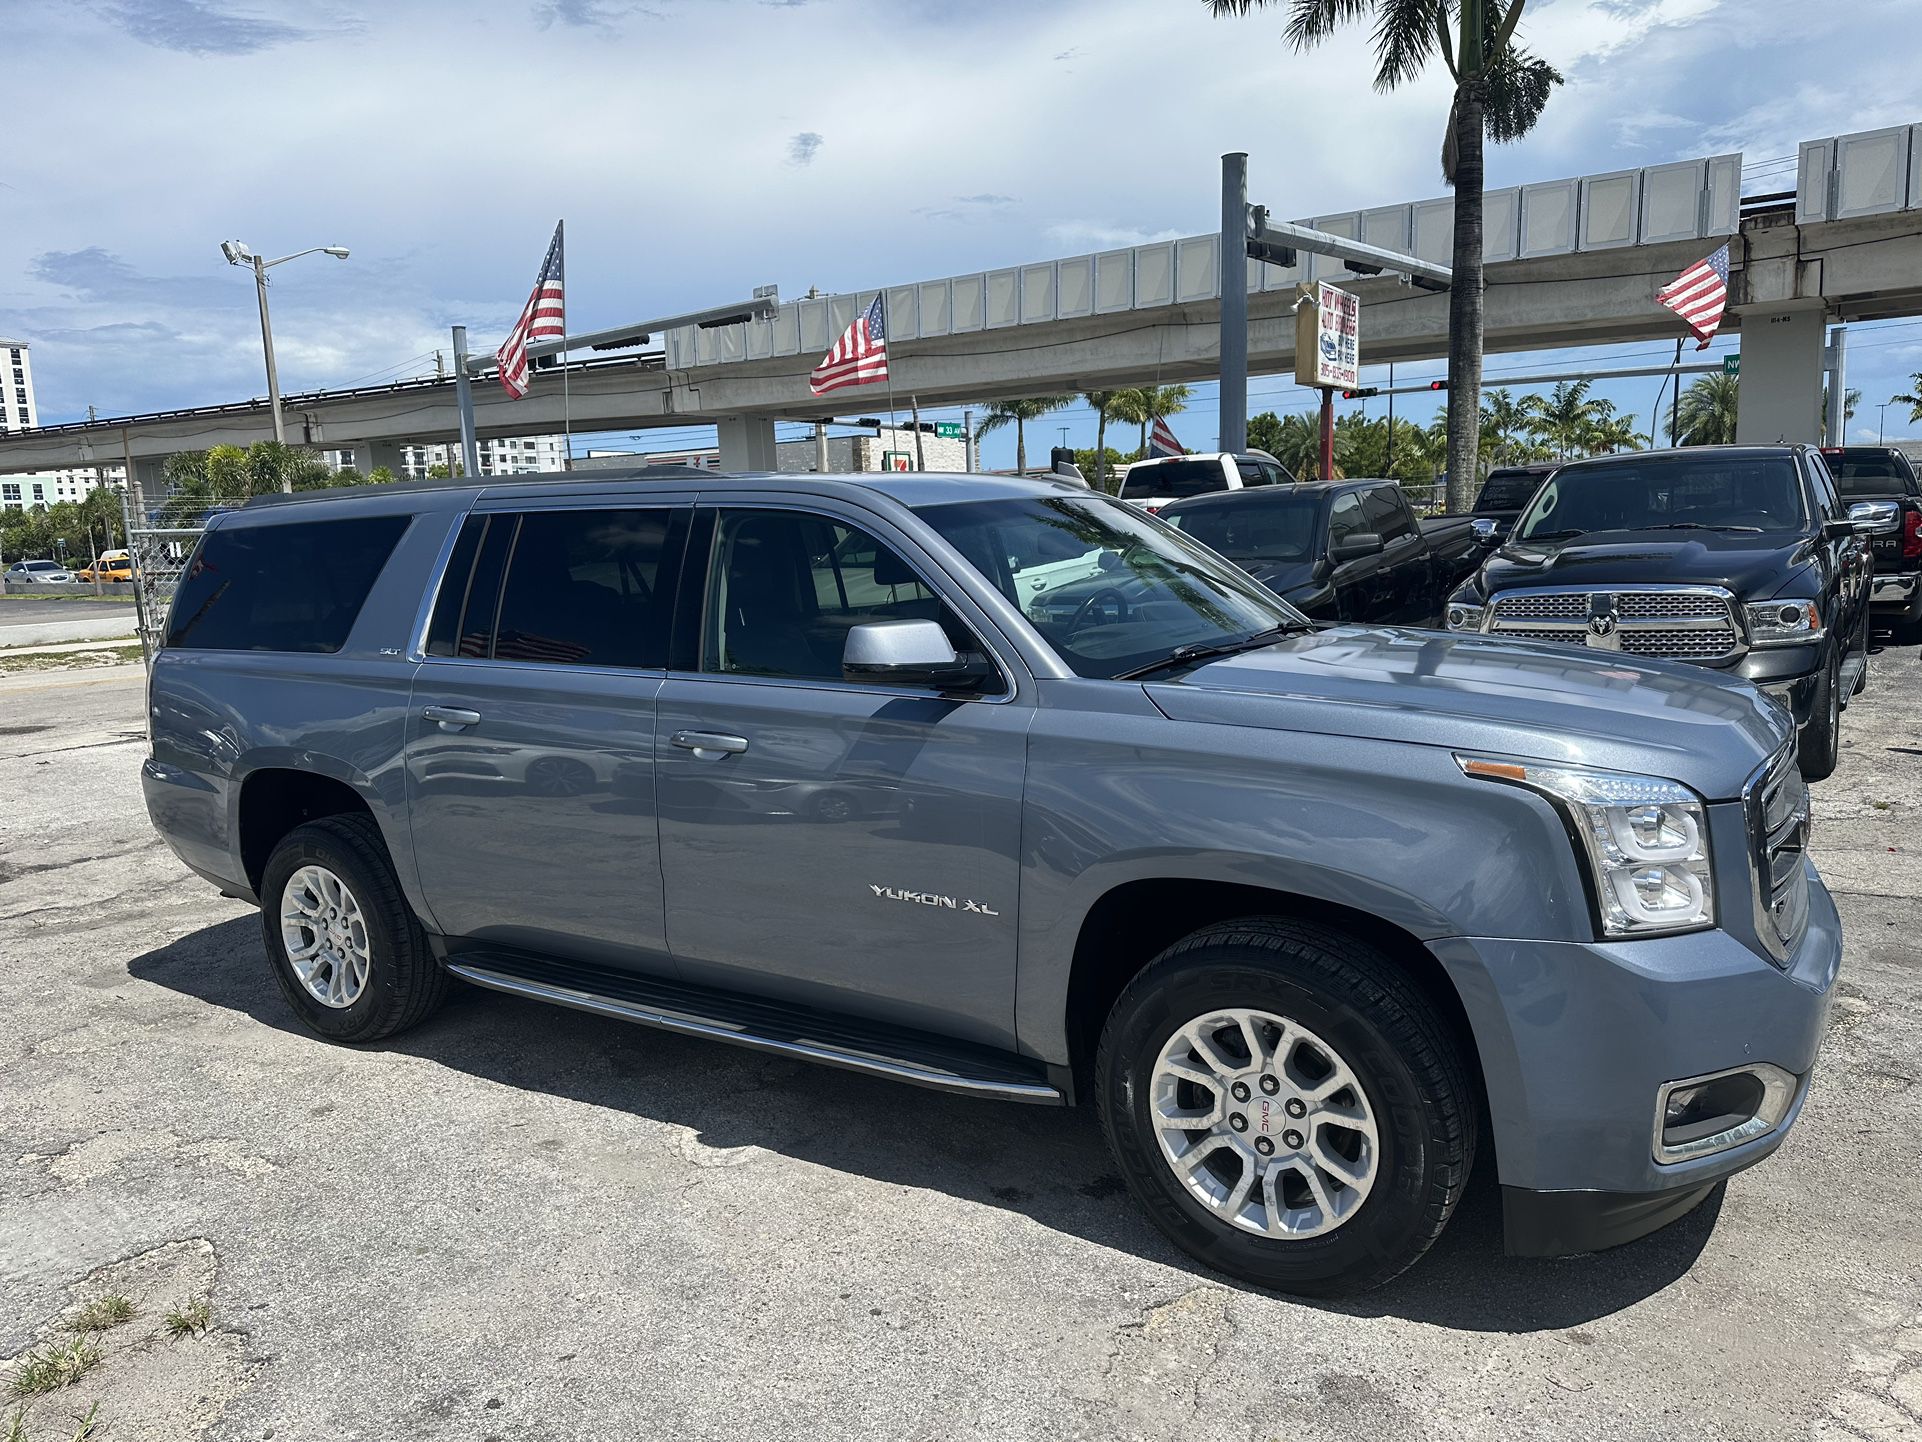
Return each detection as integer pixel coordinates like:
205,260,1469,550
870,885,999,917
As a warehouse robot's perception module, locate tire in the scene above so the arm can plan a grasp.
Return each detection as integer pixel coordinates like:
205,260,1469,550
258,814,448,1043
1095,918,1476,1297
1798,651,1841,782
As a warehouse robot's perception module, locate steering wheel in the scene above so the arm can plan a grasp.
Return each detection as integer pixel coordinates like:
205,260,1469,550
1070,587,1131,632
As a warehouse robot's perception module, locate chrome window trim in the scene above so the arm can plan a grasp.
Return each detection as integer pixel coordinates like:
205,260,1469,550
407,511,474,662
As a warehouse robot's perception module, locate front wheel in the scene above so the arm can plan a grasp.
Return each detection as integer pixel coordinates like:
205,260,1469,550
1798,651,1841,782
1096,919,1476,1296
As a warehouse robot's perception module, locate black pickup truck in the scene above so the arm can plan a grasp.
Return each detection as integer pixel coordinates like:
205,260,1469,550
1445,445,1874,779
1159,479,1482,626
1469,462,1558,545
1822,445,1922,638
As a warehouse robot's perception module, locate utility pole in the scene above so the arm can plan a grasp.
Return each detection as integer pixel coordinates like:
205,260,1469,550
964,409,975,471
452,325,481,480
1825,325,1849,445
1219,152,1249,455
911,396,927,472
814,420,830,474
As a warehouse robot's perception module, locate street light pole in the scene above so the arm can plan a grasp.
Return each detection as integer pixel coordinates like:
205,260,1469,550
1880,401,1892,442
250,254,285,448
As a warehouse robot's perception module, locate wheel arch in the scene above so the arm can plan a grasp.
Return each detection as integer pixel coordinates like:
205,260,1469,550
231,753,388,899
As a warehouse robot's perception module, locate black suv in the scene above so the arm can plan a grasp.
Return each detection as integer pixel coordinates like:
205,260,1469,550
1445,445,1874,779
1821,445,1922,638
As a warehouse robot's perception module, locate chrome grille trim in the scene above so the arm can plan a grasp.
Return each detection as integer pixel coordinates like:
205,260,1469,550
1484,585,1747,663
1744,744,1810,967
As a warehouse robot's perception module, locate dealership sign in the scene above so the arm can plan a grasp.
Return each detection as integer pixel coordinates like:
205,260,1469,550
1294,282,1360,391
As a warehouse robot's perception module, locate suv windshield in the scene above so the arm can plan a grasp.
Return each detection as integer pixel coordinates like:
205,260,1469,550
1164,494,1320,563
1120,459,1227,500
1823,452,1912,498
1515,455,1809,541
1474,469,1550,513
915,493,1304,679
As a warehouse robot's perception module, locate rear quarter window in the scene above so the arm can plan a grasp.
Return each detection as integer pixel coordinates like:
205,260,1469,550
1120,460,1229,500
165,514,410,653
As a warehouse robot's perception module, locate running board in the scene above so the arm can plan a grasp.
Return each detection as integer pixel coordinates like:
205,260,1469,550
444,948,1064,1105
1841,652,1868,705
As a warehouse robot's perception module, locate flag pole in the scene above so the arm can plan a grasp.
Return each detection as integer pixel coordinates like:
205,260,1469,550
558,220,573,471
879,291,901,470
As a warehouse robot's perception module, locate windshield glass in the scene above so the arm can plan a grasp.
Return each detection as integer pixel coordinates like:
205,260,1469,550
1515,456,1808,540
1164,495,1320,564
1824,453,1910,498
1119,459,1228,500
1474,470,1549,513
915,493,1304,680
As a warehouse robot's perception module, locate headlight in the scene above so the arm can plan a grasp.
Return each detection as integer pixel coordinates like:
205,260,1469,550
1445,602,1484,631
1457,755,1715,937
1744,598,1824,647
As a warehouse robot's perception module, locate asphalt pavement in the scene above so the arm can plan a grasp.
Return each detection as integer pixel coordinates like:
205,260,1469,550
1,645,1918,1441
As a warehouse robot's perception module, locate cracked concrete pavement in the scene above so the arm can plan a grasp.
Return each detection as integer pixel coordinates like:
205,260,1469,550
1,644,1919,1441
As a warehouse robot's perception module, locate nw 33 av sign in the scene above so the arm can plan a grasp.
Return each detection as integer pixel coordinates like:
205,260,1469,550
1295,282,1360,391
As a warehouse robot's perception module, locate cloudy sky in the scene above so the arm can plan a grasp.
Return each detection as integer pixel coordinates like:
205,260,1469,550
4,0,1921,466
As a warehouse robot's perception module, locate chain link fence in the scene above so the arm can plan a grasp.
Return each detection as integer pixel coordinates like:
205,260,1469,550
125,525,203,660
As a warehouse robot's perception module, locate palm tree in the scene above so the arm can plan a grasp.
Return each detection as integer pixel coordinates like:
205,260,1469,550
1082,391,1123,491
1894,374,1922,425
1267,412,1329,478
1673,373,1740,447
974,396,1071,475
1529,379,1611,458
1587,412,1643,454
1112,384,1194,458
1479,388,1537,468
1207,0,1561,515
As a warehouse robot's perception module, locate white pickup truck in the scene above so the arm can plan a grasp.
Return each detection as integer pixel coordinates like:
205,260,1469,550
1118,450,1296,512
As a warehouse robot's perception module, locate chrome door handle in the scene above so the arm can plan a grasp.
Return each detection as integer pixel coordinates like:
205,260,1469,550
670,730,749,759
422,705,482,731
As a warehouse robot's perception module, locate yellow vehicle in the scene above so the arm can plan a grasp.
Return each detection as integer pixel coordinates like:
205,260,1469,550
75,550,133,583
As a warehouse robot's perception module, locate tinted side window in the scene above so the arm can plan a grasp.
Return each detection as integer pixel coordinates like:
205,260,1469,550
1329,493,1367,546
1361,486,1414,541
1235,460,1268,486
492,508,677,669
1806,457,1842,522
166,515,408,653
702,509,977,683
424,516,483,657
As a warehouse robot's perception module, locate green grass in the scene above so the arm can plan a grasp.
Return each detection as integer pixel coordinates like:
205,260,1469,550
163,1298,209,1339
66,1402,103,1441
0,644,145,677
65,1297,133,1334
6,1336,102,1398
3,1405,25,1442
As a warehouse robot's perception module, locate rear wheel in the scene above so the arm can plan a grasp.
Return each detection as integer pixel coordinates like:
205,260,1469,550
259,814,448,1043
1096,919,1476,1296
1798,651,1841,782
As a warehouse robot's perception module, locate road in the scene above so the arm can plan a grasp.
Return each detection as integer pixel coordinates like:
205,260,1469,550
1,648,1918,1441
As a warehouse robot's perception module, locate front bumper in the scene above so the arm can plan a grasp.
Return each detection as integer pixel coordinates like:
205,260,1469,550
1429,864,1841,1257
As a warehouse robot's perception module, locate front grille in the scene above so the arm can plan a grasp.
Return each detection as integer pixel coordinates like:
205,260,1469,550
1487,587,1744,663
1749,746,1811,965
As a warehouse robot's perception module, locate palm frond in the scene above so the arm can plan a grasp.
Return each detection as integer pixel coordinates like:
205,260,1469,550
1371,0,1440,90
1484,44,1560,142
1283,0,1376,51
1204,0,1272,14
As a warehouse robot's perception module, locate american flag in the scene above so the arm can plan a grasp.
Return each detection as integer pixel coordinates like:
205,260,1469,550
810,294,888,395
1149,415,1184,457
496,222,566,399
1657,244,1730,351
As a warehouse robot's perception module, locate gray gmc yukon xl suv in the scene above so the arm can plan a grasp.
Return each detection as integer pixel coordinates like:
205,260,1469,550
143,471,1840,1295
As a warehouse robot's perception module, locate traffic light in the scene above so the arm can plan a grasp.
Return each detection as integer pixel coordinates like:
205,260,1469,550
1427,380,1448,391
1341,387,1380,400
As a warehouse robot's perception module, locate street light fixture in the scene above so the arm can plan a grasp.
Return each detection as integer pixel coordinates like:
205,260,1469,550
220,239,351,484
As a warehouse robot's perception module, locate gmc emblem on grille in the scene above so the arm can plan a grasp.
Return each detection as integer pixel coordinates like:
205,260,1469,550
1584,594,1622,650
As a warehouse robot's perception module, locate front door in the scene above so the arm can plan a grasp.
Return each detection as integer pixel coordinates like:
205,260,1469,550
405,502,689,972
654,501,1029,1049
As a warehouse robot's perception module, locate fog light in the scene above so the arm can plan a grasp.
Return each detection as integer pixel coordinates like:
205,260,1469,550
1654,1063,1798,1164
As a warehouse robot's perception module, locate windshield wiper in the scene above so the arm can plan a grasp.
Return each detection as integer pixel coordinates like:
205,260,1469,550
1113,623,1307,681
1640,522,1765,533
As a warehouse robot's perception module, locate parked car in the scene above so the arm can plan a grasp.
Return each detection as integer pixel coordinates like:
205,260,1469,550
75,549,133,583
5,559,75,584
143,470,1839,1296
1820,446,1922,638
1117,451,1294,513
1469,463,1558,546
1445,445,1874,780
1159,480,1481,626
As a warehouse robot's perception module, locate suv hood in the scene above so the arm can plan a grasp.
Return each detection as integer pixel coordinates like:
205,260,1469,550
1145,625,1790,800
1477,529,1812,599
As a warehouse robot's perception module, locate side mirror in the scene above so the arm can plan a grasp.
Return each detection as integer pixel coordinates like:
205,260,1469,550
842,620,990,691
1848,500,1899,535
1330,532,1386,562
1471,517,1503,546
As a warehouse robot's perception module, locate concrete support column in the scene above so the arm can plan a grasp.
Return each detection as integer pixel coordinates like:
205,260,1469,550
352,439,407,476
1734,303,1827,445
716,415,777,473
132,457,167,523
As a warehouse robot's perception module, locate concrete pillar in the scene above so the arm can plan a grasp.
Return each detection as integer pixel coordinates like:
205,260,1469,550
715,416,778,472
352,439,407,476
1735,303,1827,445
133,457,167,523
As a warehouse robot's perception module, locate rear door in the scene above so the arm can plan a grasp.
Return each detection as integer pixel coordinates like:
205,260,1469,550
653,497,1030,1049
404,498,691,973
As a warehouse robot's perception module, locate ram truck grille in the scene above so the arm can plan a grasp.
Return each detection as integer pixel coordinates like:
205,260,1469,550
1487,587,1744,663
